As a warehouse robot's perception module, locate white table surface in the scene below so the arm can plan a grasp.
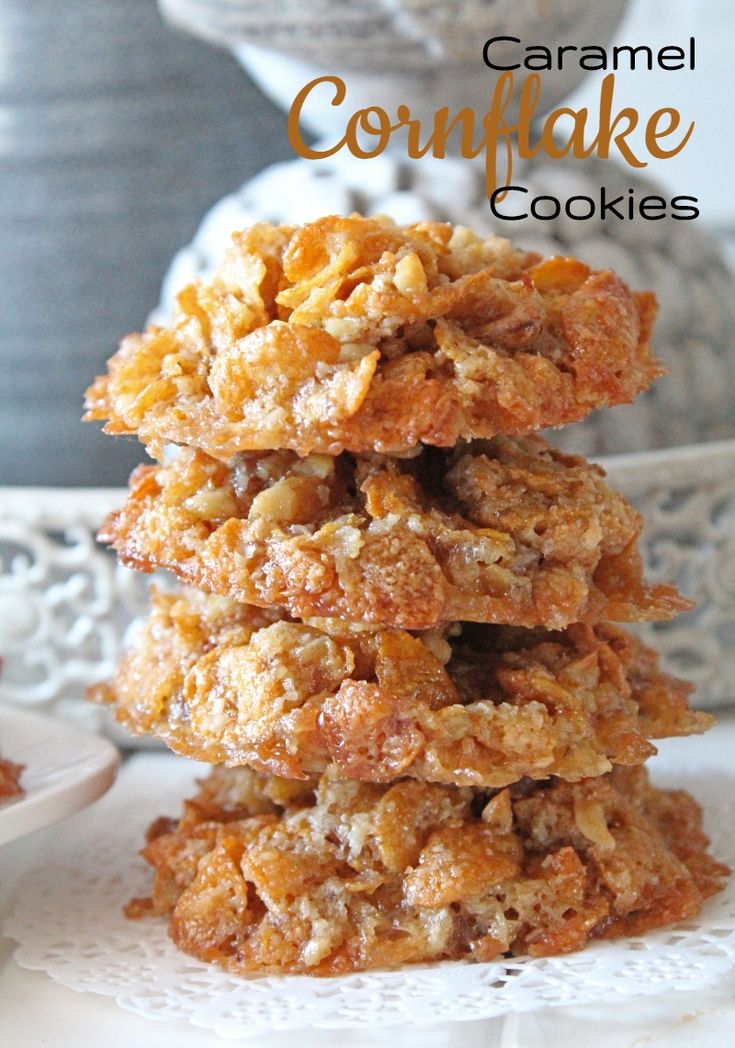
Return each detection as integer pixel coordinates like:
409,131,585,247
2,718,735,1048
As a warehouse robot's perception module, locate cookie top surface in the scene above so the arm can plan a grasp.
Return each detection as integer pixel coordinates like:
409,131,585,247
85,215,661,458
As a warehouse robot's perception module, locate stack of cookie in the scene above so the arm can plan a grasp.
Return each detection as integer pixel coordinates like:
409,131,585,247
86,215,726,976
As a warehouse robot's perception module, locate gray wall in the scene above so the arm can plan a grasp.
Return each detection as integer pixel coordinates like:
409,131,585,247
0,0,291,486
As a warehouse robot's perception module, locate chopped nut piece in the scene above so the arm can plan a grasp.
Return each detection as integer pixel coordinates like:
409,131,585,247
482,790,513,832
394,252,428,296
574,797,616,851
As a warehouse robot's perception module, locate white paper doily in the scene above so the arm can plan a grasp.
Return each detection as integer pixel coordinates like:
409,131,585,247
5,746,735,1038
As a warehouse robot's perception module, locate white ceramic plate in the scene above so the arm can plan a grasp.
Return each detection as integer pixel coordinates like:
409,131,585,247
0,706,119,845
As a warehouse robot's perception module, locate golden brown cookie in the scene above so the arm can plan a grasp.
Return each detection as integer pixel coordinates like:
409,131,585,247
126,764,727,976
92,587,710,786
85,216,661,458
100,436,687,631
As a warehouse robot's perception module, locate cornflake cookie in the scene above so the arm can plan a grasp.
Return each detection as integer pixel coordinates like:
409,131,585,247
91,587,711,787
126,764,728,976
85,215,661,459
0,757,24,800
99,436,688,631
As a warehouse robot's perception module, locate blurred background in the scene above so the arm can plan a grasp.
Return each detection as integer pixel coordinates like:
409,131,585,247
1,0,292,485
1,0,733,485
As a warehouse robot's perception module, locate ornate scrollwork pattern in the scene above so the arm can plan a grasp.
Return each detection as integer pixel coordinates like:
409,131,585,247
602,441,735,710
0,490,154,738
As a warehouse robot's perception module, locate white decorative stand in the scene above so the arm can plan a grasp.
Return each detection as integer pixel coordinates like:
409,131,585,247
161,0,626,130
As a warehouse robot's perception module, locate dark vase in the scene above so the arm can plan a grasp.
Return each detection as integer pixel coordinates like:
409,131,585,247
0,0,289,485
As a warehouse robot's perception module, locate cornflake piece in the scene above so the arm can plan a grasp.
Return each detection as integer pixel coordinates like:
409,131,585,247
90,587,711,786
84,215,661,458
126,764,728,976
99,435,688,631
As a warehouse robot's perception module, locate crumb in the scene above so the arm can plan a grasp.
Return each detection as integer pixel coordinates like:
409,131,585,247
0,757,24,800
